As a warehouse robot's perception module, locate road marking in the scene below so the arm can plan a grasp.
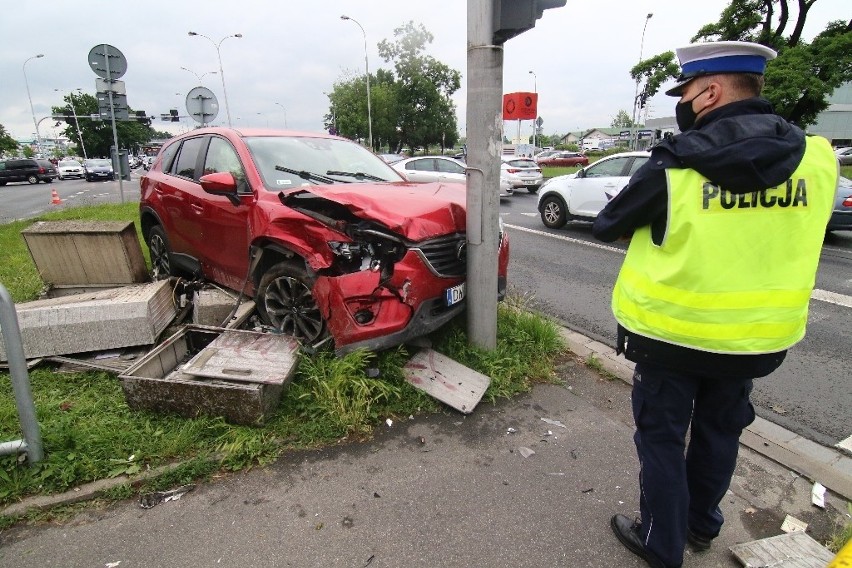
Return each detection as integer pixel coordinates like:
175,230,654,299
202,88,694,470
505,223,852,308
837,434,852,453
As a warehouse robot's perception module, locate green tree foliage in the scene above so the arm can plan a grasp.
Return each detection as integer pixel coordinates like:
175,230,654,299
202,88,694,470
0,123,18,156
52,93,156,157
611,109,636,128
631,0,852,127
325,22,461,153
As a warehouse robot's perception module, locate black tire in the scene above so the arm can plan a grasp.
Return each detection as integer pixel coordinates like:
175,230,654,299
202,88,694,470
45,179,53,183
540,195,568,229
527,186,538,194
256,261,327,344
147,225,174,280
27,175,39,184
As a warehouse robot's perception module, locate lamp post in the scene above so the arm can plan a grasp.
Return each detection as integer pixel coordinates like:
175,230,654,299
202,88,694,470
188,31,242,127
275,102,288,129
631,13,653,149
180,66,217,85
23,54,44,155
528,70,537,150
54,88,88,160
340,15,373,150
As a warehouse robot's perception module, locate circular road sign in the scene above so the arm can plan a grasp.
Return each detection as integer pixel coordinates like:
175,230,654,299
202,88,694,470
88,44,127,80
186,87,220,125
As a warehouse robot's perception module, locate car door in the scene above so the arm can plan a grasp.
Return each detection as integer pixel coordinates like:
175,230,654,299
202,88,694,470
195,135,253,291
434,157,467,183
566,156,634,217
402,158,440,183
160,136,208,264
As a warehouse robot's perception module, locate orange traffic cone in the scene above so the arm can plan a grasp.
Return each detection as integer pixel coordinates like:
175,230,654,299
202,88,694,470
51,189,62,205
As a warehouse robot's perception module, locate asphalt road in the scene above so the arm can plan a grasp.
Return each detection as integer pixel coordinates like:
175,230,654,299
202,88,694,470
2,176,850,447
500,189,852,448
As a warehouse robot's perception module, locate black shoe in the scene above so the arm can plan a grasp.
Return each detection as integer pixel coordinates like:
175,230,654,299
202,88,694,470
610,514,666,568
687,527,713,551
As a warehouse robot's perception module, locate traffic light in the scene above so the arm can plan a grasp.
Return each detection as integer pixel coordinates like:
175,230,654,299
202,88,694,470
63,110,75,125
492,0,567,44
136,110,151,126
170,109,179,122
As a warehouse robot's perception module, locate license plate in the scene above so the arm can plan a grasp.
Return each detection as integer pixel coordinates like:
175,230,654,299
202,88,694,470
445,283,465,306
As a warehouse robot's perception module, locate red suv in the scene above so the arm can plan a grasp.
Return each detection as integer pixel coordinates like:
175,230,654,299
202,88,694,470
140,128,509,353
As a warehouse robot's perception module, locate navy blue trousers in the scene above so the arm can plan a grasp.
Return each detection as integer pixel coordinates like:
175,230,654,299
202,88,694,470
631,362,755,568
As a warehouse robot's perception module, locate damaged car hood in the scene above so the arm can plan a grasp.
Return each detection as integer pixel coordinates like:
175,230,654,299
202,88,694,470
283,182,468,241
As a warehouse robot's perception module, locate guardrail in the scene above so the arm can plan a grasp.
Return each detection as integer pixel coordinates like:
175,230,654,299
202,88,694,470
0,284,43,463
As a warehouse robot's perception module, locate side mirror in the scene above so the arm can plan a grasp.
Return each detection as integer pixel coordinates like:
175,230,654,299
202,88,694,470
199,171,241,205
575,168,585,178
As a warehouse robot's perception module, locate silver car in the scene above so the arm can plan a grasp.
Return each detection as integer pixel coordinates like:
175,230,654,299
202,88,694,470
393,155,513,197
501,157,543,193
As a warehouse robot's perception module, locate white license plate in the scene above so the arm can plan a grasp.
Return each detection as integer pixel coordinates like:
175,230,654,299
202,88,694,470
445,283,465,306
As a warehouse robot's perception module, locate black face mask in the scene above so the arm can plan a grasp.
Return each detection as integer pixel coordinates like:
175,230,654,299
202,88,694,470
675,87,710,132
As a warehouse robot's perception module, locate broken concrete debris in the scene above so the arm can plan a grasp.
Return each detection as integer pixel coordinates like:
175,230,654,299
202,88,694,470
730,531,834,567
403,349,491,414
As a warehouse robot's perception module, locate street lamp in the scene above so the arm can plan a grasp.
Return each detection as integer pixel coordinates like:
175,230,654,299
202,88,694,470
275,102,288,129
23,54,44,155
528,70,538,150
180,66,217,85
188,31,242,127
340,15,373,150
54,88,88,160
631,13,653,149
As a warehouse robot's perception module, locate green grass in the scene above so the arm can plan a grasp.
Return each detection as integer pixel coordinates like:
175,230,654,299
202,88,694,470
0,204,564,507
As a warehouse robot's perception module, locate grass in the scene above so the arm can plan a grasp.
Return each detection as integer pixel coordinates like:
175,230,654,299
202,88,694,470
827,502,852,553
0,204,564,508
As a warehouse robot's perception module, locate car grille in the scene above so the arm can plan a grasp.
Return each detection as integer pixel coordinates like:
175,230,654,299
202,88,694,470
413,234,466,277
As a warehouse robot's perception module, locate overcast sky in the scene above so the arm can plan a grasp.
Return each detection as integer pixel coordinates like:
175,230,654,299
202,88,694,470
1,0,847,144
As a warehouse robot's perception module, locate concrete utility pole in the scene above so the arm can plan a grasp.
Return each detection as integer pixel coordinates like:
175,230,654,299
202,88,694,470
466,0,504,350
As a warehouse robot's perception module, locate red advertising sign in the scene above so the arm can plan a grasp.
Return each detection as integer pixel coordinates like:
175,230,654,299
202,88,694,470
502,92,538,120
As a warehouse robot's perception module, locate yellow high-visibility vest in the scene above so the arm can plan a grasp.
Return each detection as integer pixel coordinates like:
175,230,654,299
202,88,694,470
612,136,837,354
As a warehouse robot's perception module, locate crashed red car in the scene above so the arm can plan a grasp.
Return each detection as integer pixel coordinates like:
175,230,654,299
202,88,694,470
139,127,509,353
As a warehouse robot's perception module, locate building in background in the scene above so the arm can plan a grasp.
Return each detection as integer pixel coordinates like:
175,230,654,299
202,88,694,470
807,82,852,148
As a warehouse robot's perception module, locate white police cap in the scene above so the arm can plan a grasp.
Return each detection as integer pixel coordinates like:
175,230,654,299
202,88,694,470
665,41,777,96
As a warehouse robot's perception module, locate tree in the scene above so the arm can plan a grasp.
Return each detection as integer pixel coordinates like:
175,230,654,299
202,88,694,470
631,0,852,127
0,123,18,156
52,93,157,157
611,110,636,128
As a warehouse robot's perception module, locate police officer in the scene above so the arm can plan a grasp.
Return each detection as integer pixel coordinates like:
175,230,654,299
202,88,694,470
593,41,838,568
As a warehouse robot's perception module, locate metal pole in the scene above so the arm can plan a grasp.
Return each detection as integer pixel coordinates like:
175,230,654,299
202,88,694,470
23,54,45,156
0,284,43,463
631,13,653,150
275,102,288,128
56,89,88,160
529,70,537,150
466,0,503,350
188,32,242,128
104,45,125,203
341,16,373,150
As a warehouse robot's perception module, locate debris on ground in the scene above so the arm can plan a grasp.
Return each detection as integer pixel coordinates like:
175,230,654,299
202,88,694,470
780,514,808,533
403,349,491,414
518,447,535,458
812,481,827,508
541,417,567,428
139,484,195,509
730,531,833,567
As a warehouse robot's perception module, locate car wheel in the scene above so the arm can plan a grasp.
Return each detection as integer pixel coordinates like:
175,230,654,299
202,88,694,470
257,261,327,345
147,225,174,280
540,195,568,228
27,175,39,184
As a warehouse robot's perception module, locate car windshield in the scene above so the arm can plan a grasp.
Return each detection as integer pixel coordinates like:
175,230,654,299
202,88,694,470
86,159,111,167
59,160,81,167
244,136,403,190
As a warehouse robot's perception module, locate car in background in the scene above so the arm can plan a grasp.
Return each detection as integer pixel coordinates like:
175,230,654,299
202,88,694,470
83,159,115,182
377,153,406,165
533,149,559,161
836,147,852,166
139,127,510,354
393,155,512,197
0,158,58,185
827,175,852,233
57,159,85,180
501,157,543,193
537,151,650,228
536,151,590,168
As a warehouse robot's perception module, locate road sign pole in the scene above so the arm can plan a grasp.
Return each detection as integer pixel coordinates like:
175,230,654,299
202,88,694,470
103,46,125,203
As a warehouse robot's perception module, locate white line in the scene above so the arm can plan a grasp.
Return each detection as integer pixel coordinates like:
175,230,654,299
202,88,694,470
505,223,852,308
837,434,852,453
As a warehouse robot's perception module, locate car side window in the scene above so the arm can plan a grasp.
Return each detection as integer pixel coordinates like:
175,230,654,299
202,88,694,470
436,159,464,174
407,159,429,172
172,137,206,180
203,137,249,193
159,143,180,173
627,157,649,176
584,157,629,178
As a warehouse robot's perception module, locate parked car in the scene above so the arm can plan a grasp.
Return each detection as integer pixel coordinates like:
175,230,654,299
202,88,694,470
83,159,115,181
501,157,543,193
827,176,852,232
537,151,651,228
139,127,510,354
533,149,559,161
536,151,590,168
57,159,85,180
0,158,58,185
836,147,852,166
393,155,512,197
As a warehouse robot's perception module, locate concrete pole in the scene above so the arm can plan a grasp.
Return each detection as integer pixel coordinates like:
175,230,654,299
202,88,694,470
104,46,125,203
465,0,503,350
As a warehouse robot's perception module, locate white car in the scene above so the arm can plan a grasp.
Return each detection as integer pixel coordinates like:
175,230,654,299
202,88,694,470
537,151,650,228
393,155,513,197
501,157,543,193
57,159,85,180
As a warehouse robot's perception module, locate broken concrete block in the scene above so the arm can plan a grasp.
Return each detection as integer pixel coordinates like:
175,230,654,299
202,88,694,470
730,531,833,567
120,325,300,425
21,221,149,286
403,349,491,414
192,288,239,327
0,280,175,362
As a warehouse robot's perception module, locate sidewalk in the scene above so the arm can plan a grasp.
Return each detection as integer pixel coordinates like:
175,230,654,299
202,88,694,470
0,328,848,567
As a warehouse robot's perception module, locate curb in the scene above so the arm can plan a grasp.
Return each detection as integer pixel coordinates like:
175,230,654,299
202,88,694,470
558,327,852,501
